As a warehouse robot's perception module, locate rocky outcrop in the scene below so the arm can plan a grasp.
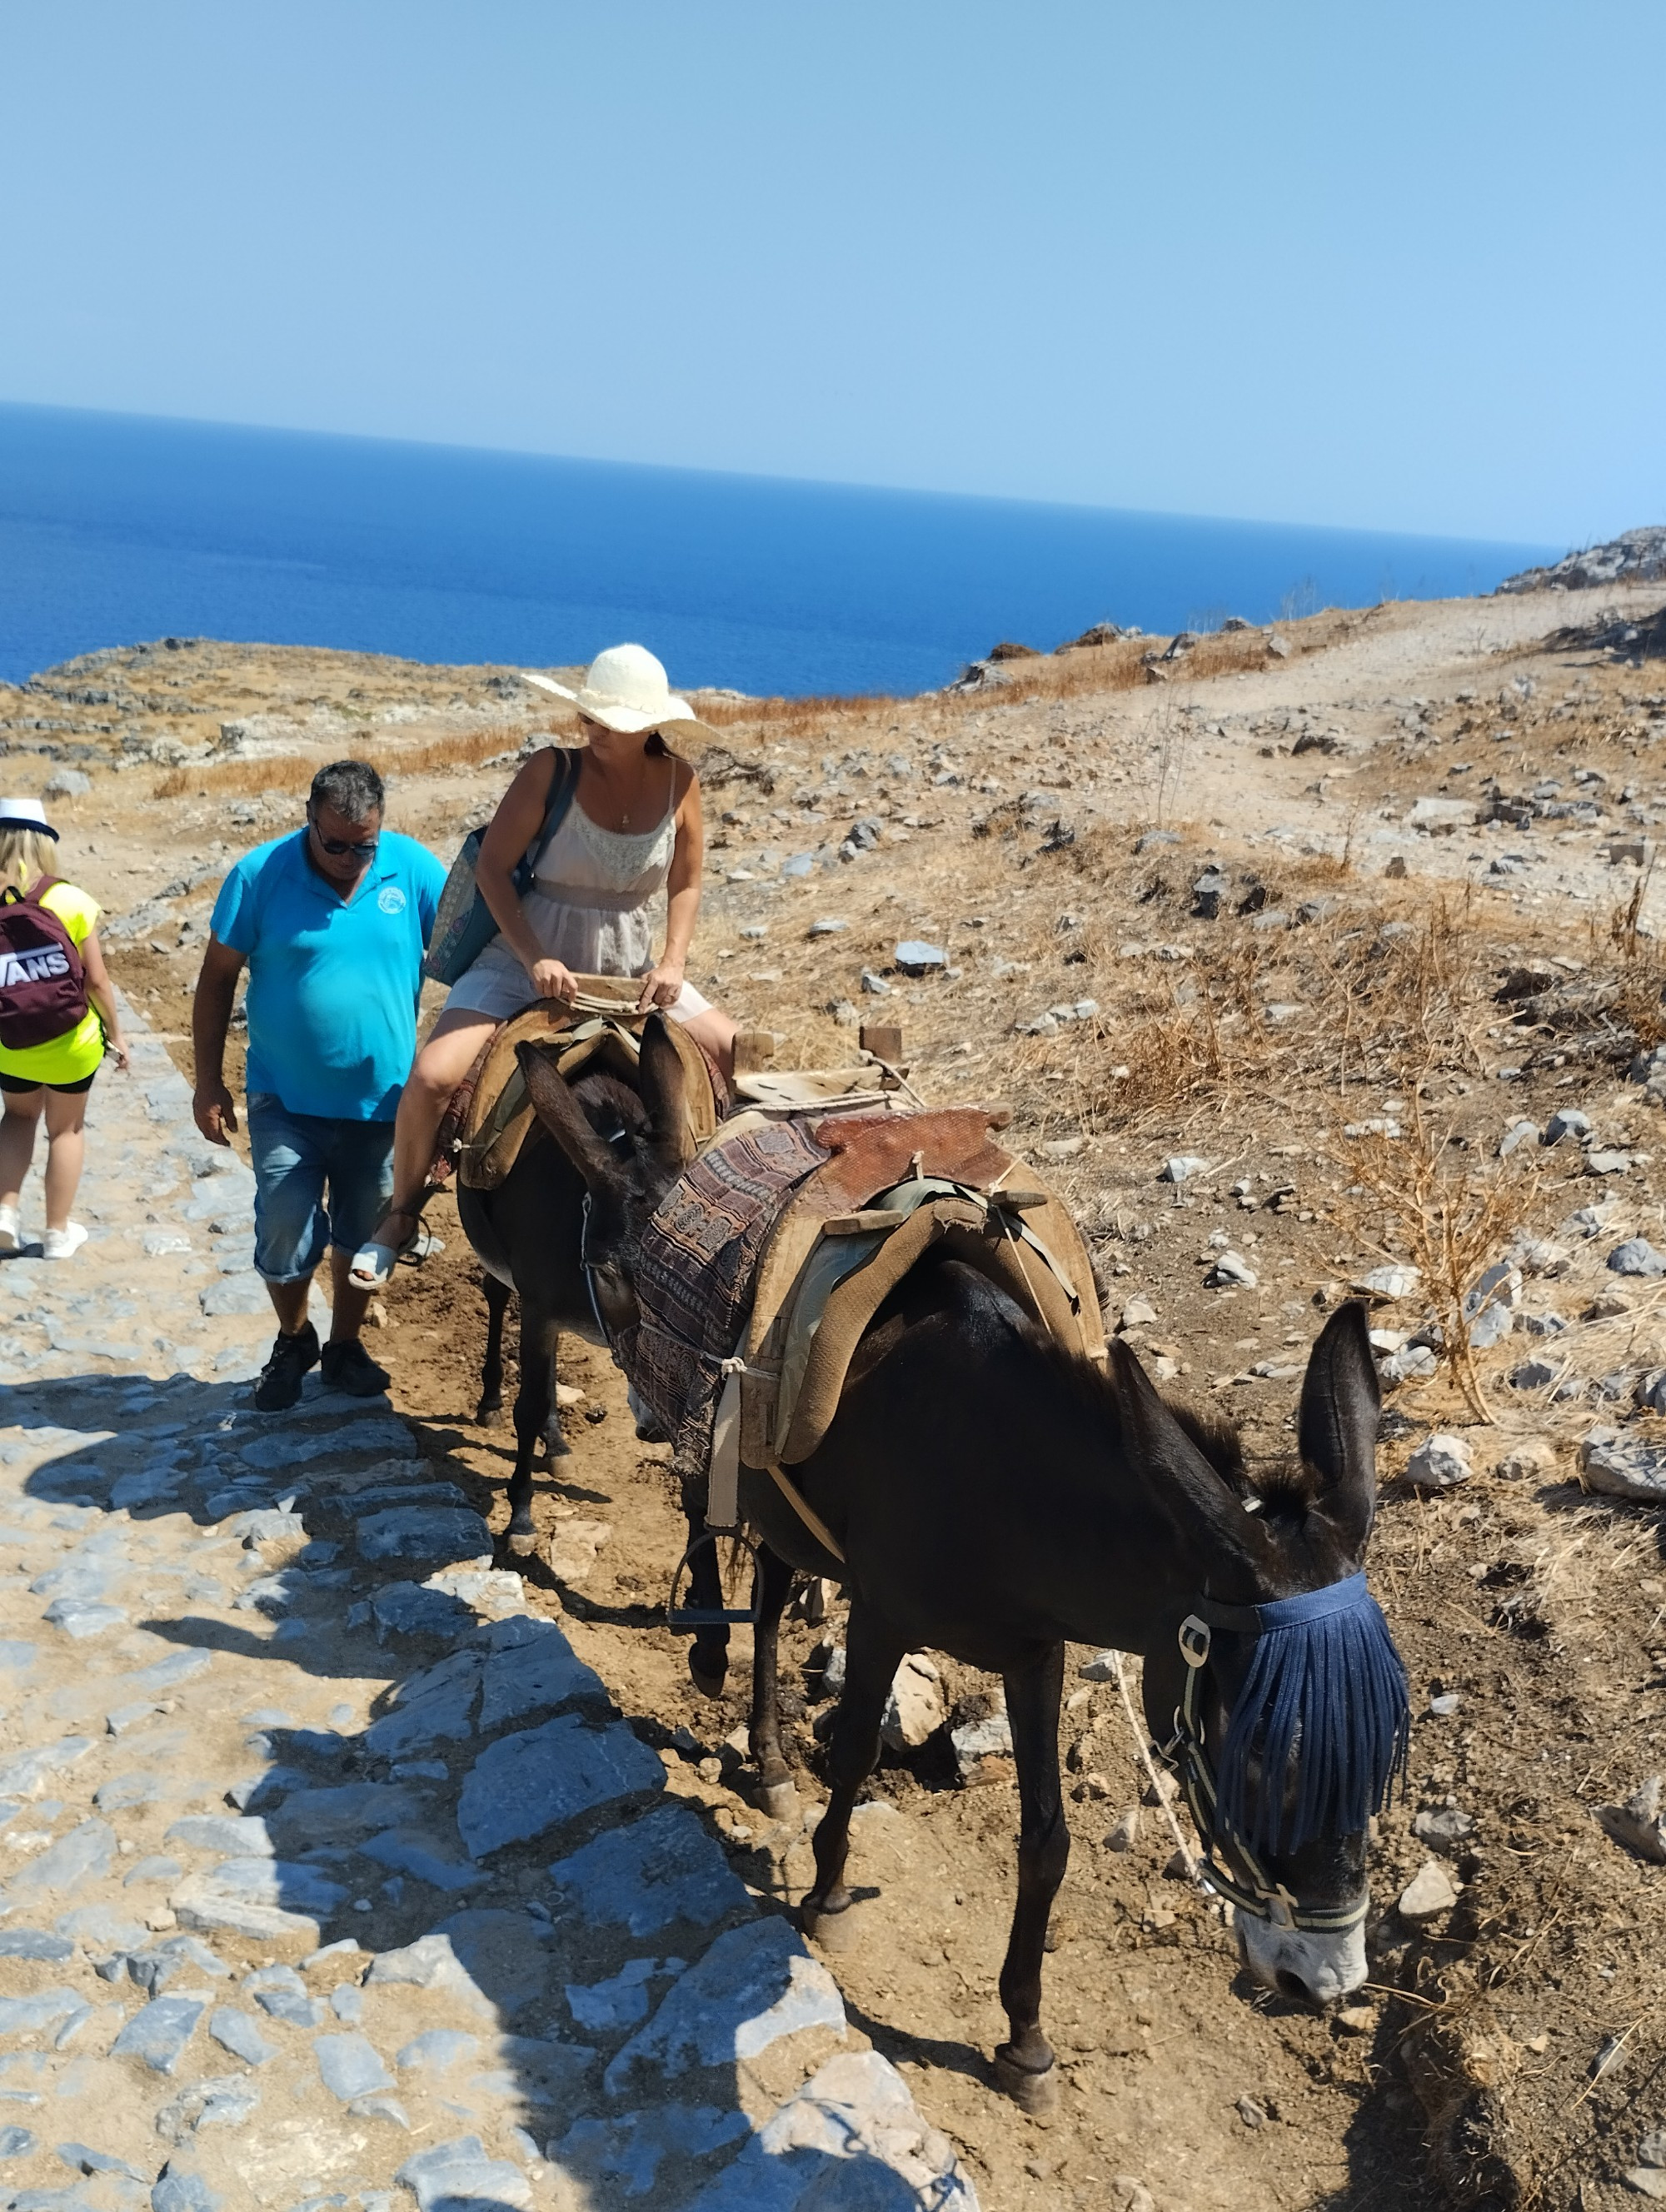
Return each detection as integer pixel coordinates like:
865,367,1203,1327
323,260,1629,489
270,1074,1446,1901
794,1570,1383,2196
1496,527,1666,594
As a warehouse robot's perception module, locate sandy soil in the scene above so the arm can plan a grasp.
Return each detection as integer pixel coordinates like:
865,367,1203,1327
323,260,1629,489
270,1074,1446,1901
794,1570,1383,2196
14,580,1666,2212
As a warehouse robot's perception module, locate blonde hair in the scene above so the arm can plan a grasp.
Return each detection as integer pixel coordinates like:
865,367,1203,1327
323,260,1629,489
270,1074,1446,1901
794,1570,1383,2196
0,828,60,893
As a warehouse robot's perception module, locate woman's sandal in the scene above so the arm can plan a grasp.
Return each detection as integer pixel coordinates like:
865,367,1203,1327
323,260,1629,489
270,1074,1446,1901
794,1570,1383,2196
349,1206,423,1289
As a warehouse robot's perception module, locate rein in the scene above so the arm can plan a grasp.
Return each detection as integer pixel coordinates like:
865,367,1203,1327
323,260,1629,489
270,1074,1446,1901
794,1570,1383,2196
1157,1570,1405,1936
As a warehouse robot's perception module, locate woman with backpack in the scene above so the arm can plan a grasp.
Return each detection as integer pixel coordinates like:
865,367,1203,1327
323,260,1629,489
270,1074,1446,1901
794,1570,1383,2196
349,644,735,1288
0,796,129,1261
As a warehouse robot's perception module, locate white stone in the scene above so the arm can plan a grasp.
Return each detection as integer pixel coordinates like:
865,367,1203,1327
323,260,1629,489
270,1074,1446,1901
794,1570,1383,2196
1581,1428,1666,1502
1205,1251,1258,1289
1404,1433,1473,1491
1398,1859,1459,1923
881,1655,946,1751
1160,1154,1210,1183
1408,796,1476,834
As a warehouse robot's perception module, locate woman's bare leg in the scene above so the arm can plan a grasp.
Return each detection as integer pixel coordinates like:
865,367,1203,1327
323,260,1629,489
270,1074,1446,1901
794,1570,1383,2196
42,1088,89,1232
378,1009,501,1228
0,1089,43,1213
680,1005,737,1084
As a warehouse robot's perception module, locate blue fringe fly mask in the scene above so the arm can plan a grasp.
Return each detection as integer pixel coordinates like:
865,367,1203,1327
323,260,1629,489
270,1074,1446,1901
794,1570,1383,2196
1198,1571,1410,1858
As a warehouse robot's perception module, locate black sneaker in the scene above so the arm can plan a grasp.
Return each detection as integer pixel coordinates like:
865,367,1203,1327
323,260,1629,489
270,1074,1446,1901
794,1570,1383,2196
321,1337,391,1398
253,1322,321,1412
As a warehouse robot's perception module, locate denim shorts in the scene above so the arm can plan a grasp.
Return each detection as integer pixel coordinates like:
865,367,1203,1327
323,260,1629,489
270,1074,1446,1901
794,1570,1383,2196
247,1094,397,1283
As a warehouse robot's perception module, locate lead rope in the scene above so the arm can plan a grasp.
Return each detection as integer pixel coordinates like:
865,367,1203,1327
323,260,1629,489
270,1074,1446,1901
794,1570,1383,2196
1108,1651,1200,1882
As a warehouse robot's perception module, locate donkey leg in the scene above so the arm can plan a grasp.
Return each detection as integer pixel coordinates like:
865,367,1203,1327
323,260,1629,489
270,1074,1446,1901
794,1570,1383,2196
994,1642,1070,2113
748,1546,798,1823
681,1474,730,1699
506,1296,556,1556
476,1272,510,1424
801,1604,905,1954
542,1325,571,1458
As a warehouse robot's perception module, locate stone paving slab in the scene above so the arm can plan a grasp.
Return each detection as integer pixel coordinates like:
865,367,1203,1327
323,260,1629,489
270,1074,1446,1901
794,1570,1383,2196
0,1005,977,2210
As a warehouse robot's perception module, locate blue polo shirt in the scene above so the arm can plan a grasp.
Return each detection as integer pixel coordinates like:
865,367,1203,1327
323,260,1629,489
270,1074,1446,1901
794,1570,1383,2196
211,829,447,1121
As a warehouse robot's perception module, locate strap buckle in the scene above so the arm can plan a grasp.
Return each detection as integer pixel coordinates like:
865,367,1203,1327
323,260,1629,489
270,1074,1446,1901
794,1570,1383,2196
1178,1614,1211,1668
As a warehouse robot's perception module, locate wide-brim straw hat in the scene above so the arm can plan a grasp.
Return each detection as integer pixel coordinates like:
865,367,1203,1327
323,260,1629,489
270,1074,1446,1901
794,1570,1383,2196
0,797,58,839
522,643,712,739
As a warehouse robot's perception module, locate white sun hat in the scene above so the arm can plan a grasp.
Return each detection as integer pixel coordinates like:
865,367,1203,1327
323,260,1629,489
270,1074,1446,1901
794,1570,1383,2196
521,643,711,739
0,797,58,839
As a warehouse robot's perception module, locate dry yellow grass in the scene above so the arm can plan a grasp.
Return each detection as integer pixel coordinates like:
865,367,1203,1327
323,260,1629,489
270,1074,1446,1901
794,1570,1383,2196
152,725,533,800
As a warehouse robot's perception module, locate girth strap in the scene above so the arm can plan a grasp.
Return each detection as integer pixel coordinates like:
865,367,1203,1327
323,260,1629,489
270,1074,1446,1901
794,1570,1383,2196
763,1457,846,1564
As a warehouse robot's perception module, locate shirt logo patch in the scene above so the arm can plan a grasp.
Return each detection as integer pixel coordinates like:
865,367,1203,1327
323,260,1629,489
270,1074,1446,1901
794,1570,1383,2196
377,885,407,915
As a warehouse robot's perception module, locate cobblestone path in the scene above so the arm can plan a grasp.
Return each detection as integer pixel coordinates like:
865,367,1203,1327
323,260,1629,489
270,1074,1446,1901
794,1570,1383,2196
0,1009,978,2211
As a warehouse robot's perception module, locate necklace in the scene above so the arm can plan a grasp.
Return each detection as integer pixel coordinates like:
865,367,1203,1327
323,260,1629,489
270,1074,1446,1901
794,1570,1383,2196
586,760,635,830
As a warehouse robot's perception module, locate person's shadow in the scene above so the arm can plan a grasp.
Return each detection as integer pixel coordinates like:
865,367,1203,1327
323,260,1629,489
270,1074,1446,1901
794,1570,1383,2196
7,1367,975,2209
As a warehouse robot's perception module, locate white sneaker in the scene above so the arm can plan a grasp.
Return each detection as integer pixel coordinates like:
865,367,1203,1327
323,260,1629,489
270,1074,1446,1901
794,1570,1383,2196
0,1205,17,1254
42,1222,88,1263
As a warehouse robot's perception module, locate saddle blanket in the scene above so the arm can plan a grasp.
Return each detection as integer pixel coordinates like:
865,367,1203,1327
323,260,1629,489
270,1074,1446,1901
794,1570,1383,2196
616,1116,831,1487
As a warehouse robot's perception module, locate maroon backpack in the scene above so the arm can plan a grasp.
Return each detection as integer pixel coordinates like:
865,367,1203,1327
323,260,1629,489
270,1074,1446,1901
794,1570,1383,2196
0,876,89,1050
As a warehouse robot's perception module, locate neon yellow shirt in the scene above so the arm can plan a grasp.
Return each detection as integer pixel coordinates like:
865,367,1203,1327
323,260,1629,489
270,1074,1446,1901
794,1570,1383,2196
0,880,106,1085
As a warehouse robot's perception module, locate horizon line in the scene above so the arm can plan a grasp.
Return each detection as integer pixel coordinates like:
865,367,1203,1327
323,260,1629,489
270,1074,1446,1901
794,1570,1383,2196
0,394,1566,562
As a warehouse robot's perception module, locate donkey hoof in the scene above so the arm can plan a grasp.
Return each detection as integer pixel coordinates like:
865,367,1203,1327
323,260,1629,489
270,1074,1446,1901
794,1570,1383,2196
543,1434,572,1460
474,1401,501,1426
756,1780,798,1824
993,2049,1058,2115
687,1657,727,1701
801,1899,863,1954
505,1528,538,1558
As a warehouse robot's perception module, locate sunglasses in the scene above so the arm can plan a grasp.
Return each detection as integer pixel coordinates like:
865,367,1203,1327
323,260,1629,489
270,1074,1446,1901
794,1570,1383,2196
311,825,379,859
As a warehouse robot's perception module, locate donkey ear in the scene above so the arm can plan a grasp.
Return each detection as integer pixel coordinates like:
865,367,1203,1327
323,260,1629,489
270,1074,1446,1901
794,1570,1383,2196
1109,1338,1274,1597
1297,1300,1380,1557
518,1042,629,1209
636,1013,692,1173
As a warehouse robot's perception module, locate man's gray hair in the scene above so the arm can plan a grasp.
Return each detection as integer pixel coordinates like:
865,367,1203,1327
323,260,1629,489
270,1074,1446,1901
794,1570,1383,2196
309,760,385,823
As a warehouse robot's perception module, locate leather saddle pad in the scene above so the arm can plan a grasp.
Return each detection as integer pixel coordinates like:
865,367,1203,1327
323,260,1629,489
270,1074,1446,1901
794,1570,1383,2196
736,1106,1107,1469
810,1106,1013,1212
446,981,720,1190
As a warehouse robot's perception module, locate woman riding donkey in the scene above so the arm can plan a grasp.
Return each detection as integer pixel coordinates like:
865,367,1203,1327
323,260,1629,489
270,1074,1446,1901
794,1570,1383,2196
352,644,736,1288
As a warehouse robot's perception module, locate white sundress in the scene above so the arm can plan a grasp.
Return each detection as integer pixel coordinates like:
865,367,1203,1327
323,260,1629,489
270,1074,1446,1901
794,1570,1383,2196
443,765,713,1025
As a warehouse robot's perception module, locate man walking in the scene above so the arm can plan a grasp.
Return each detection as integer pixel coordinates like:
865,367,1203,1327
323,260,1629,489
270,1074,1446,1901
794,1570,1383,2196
193,760,446,1410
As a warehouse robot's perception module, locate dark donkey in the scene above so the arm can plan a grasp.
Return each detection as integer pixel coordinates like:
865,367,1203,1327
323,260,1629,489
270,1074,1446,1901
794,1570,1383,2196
524,1019,1410,2110
456,1064,649,1552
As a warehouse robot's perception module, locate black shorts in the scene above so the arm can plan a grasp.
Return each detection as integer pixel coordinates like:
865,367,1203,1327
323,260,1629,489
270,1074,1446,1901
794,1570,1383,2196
0,1069,97,1095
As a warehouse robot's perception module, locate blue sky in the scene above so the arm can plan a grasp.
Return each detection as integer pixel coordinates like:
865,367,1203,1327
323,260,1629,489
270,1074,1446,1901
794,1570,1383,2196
1,2,1659,547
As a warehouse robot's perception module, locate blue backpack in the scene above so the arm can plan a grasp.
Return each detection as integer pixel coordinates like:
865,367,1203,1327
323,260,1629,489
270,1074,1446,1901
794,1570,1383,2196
424,749,579,987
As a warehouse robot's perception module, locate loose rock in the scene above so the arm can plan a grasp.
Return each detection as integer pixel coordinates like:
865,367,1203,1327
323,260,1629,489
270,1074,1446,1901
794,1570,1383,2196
1398,1859,1459,1924
1404,1434,1472,1491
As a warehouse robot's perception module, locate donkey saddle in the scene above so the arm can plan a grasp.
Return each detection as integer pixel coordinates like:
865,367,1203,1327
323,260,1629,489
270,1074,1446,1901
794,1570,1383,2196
620,1102,1107,1558
433,975,722,1191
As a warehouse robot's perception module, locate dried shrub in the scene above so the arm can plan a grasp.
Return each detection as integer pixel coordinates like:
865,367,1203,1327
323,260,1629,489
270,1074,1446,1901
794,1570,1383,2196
1339,1105,1542,1422
152,725,531,800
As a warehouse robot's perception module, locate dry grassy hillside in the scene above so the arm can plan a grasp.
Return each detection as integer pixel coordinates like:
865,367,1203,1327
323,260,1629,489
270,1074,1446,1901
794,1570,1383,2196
7,581,1666,2212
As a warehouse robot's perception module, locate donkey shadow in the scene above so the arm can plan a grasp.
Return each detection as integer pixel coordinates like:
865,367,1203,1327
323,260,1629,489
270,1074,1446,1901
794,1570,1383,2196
3,1367,968,2210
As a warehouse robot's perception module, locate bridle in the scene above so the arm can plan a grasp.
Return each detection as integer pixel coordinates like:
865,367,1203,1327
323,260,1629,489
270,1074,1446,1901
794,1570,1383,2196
580,1193,626,1350
1158,1578,1373,1936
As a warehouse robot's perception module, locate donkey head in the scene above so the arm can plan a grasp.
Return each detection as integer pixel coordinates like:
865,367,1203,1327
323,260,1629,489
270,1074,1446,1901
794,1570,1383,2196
1121,1301,1405,2009
516,1015,691,1342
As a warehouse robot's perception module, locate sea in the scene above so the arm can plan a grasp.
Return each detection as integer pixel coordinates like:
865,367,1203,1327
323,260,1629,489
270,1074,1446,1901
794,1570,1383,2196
0,402,1560,700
